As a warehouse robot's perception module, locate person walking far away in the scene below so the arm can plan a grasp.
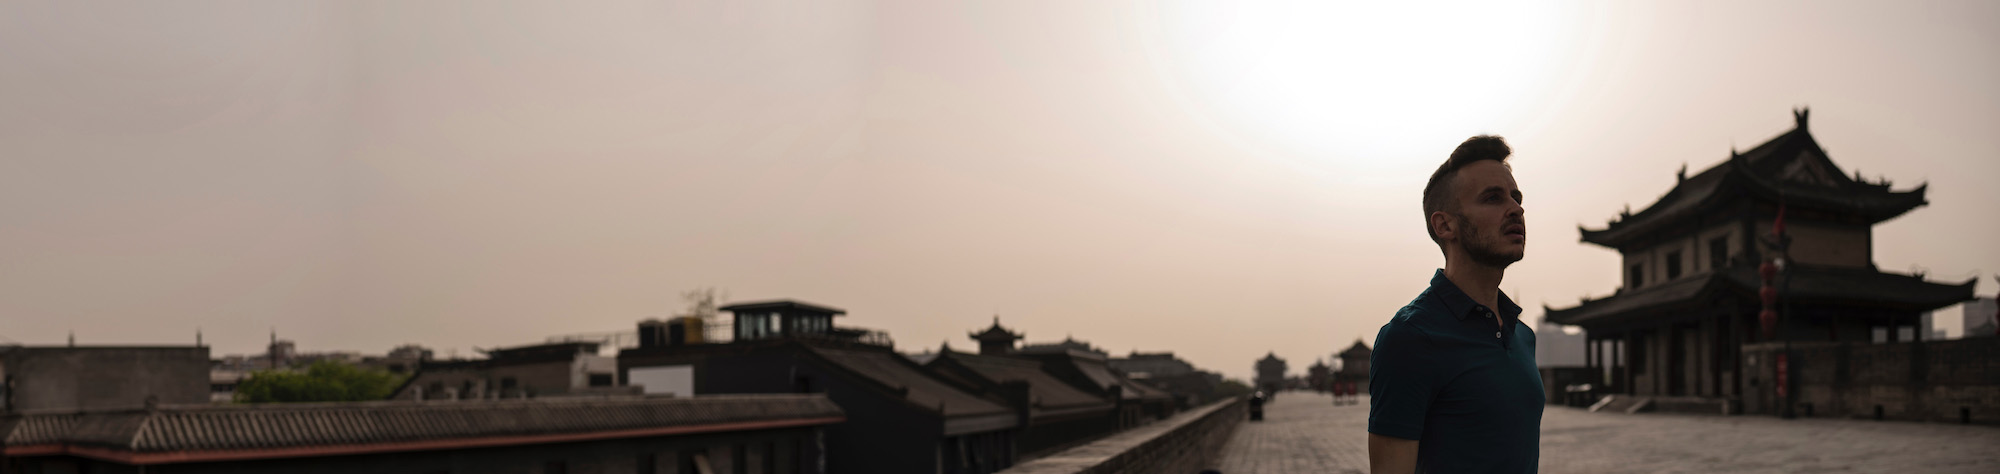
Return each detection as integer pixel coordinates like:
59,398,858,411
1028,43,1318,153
1368,136,1544,473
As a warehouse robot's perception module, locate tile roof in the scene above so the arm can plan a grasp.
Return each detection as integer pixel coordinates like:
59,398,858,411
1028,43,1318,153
1546,265,1976,326
1,395,841,457
931,352,1110,410
1579,116,1928,248
804,346,1012,418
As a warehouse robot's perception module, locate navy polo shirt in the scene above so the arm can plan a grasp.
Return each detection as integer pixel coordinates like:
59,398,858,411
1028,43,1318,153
1369,269,1544,473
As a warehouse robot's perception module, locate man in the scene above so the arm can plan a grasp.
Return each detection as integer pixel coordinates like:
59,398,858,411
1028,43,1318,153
1369,136,1544,473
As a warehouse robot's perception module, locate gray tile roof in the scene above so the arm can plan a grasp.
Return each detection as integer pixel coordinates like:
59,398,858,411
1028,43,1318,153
933,352,1109,410
2,394,840,455
1546,265,1976,326
1579,120,1928,248
805,345,1012,418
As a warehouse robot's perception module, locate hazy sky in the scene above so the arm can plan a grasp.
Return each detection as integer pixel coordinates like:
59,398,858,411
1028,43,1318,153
3,1,1995,381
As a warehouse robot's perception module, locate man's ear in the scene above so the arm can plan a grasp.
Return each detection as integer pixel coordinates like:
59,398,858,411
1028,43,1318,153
1429,211,1454,243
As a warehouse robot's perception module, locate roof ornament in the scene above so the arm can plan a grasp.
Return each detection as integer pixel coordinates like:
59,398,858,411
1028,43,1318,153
1677,163,1687,182
1793,107,1810,129
1620,203,1631,218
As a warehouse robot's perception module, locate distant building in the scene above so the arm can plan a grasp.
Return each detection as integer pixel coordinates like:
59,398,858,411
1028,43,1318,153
1253,353,1287,395
620,300,1017,474
1016,337,1107,358
1545,109,1977,416
363,344,435,374
1136,371,1225,407
925,347,1116,457
0,346,209,413
392,341,629,401
1013,348,1176,426
0,395,841,473
1107,351,1196,379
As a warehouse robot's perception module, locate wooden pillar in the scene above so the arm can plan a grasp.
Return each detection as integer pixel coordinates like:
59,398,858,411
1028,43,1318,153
1621,334,1634,395
1587,337,1599,383
1734,304,1747,397
1701,315,1715,396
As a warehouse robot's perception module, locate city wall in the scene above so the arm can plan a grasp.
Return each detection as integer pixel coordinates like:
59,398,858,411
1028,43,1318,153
1741,337,2000,424
998,396,1244,474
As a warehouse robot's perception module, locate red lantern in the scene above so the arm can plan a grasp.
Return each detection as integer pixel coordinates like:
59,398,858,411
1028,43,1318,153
1760,309,1779,340
1759,261,1778,280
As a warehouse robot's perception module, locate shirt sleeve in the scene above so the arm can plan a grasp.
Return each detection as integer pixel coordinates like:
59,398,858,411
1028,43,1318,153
1368,311,1436,440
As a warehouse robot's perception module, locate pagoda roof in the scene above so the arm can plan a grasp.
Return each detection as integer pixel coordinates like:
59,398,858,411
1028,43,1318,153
1579,109,1928,248
968,316,1022,342
1544,264,1974,328
1338,340,1372,358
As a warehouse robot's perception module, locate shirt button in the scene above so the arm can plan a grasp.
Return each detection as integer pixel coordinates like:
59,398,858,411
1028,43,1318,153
1495,331,1502,338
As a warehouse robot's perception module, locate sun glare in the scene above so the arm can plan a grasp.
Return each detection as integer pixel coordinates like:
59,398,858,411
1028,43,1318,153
1150,1,1569,169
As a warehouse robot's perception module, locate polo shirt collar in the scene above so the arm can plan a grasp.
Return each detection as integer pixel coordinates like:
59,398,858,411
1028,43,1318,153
1428,269,1523,321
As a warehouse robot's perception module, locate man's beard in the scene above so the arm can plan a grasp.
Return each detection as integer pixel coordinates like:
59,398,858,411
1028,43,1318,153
1458,214,1523,269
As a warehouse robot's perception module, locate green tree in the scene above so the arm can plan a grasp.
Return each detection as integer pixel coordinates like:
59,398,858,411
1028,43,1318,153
234,360,408,403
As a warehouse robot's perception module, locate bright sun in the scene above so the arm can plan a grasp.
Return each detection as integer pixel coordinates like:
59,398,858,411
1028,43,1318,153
1146,1,1571,168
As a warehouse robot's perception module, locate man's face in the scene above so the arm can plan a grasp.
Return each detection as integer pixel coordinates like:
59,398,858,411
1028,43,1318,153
1448,160,1525,268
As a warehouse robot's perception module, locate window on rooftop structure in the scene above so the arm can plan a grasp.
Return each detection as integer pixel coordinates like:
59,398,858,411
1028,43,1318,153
1629,264,1645,288
589,373,613,387
1710,237,1730,270
1666,251,1683,280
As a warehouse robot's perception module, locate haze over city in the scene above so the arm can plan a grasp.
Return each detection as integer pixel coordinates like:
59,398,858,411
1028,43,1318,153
3,0,1996,381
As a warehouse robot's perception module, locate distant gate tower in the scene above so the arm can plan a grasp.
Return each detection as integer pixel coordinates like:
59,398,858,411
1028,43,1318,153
1254,352,1287,395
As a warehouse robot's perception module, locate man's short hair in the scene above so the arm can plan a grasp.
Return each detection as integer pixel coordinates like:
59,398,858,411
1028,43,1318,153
1422,135,1512,247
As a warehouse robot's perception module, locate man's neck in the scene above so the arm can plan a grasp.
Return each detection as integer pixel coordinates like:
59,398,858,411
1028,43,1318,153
1443,258,1506,313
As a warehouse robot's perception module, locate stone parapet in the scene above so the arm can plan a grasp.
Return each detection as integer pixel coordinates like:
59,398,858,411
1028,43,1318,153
1000,396,1245,474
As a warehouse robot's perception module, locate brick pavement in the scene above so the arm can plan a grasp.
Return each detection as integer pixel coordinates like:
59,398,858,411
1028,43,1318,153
1213,391,2000,473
